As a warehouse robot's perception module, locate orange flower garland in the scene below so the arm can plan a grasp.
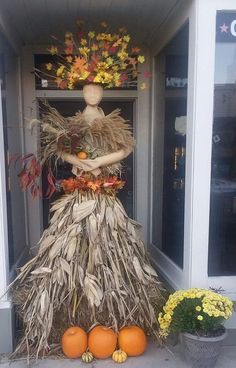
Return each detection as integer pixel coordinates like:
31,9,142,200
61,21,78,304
60,175,125,195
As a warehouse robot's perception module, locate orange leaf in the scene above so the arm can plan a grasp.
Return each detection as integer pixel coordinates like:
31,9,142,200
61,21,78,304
132,47,141,54
73,57,86,73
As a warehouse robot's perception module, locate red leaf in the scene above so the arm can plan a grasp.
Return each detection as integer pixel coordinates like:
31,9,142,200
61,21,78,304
30,184,39,199
47,173,56,188
45,185,56,198
9,153,20,166
19,171,31,191
20,153,34,165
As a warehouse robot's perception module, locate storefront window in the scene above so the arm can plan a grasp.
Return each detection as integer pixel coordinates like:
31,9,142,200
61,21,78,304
208,11,236,276
0,31,26,268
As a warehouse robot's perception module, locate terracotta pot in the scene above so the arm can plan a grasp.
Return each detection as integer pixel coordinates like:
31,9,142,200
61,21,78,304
180,329,227,368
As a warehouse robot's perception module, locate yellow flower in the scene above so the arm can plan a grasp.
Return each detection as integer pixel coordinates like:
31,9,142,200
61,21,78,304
121,42,128,50
66,56,73,63
117,51,128,61
113,72,120,81
49,46,58,55
79,47,90,56
96,61,109,70
56,65,65,77
68,82,74,90
80,38,87,46
159,330,169,338
106,57,113,66
120,62,127,70
45,63,52,71
102,51,109,58
140,82,146,90
197,315,203,321
94,71,113,84
123,35,130,42
164,313,172,322
97,33,113,42
79,71,90,80
196,306,201,312
115,79,121,87
88,31,95,39
138,55,145,63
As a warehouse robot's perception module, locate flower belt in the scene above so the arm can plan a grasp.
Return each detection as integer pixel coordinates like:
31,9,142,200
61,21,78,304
59,175,125,195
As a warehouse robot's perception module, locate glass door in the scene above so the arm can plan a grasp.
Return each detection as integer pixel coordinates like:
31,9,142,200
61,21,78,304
152,23,189,276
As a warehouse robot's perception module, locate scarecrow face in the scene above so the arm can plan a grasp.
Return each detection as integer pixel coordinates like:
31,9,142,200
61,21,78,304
83,83,104,106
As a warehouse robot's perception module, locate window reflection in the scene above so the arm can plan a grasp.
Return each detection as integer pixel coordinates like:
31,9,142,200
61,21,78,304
208,12,236,276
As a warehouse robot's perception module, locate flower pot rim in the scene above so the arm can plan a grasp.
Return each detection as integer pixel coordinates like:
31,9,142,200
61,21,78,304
181,329,228,342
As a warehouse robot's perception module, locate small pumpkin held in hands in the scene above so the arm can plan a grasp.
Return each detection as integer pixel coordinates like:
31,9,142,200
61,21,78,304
81,351,94,363
77,151,88,159
118,326,147,356
88,325,117,359
112,349,128,363
61,326,87,358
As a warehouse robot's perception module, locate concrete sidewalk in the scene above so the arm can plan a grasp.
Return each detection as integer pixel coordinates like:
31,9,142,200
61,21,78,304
0,341,235,367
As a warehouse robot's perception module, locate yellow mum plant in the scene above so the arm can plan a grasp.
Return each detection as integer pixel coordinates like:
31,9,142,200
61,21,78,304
158,288,233,338
40,20,147,89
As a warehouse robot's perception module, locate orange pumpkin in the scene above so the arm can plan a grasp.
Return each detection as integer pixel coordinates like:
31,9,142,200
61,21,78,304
88,326,117,359
118,326,147,356
77,151,88,159
61,326,87,358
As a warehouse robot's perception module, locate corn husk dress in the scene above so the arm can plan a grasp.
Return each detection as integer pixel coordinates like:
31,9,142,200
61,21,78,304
11,105,164,357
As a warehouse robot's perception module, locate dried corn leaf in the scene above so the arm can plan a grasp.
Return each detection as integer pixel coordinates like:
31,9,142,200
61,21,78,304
31,267,52,275
66,238,77,261
88,214,98,243
133,256,144,281
60,257,71,276
72,200,96,222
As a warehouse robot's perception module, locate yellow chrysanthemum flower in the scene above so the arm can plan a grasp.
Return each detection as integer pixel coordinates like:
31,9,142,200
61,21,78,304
46,63,52,71
66,56,73,63
80,38,87,46
123,35,130,42
49,46,58,55
79,47,90,56
56,65,65,77
138,55,145,63
197,315,203,321
140,82,146,90
88,31,95,39
106,57,113,66
102,51,109,58
79,71,90,80
117,51,128,61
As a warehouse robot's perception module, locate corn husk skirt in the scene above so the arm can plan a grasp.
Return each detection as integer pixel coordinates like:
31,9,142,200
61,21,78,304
11,189,164,357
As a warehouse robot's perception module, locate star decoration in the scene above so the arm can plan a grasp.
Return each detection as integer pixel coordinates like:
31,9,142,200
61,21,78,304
220,23,229,33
